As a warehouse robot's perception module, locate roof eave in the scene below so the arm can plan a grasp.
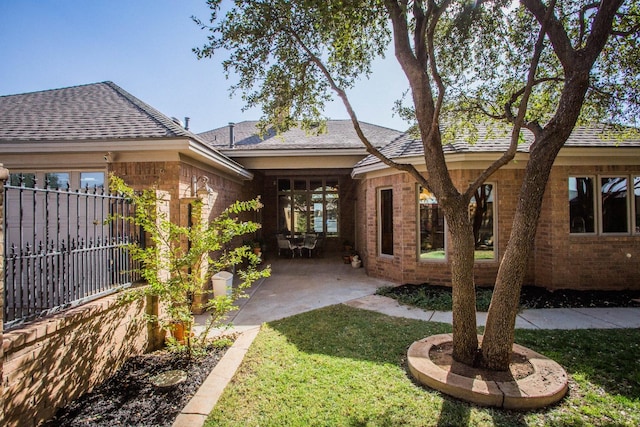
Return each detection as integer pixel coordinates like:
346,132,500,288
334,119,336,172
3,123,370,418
217,148,370,157
0,137,253,180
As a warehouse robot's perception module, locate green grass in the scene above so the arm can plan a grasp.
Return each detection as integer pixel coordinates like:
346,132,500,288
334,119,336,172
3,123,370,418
206,305,640,427
420,250,495,260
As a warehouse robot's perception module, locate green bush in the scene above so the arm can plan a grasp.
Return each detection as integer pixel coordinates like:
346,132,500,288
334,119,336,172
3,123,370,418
110,175,270,355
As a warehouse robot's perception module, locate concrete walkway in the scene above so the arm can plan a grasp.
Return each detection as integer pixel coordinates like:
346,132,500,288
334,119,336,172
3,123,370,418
175,255,640,426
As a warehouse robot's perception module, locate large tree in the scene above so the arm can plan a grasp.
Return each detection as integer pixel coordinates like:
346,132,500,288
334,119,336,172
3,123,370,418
195,0,639,370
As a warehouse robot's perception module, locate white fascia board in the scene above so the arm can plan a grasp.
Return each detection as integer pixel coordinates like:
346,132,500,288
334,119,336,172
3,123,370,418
352,146,640,178
351,152,531,177
188,140,253,180
218,148,369,157
0,138,253,180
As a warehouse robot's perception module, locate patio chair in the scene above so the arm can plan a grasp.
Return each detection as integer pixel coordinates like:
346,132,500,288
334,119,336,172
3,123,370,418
276,234,300,258
301,234,321,257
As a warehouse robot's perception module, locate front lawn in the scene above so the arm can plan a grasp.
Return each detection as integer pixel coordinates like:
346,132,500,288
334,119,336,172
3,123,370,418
206,305,640,426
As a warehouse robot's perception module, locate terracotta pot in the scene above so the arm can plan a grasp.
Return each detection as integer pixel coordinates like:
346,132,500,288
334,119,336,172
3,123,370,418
170,322,192,344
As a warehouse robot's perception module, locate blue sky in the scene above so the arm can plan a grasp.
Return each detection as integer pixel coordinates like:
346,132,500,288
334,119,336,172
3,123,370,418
0,0,410,133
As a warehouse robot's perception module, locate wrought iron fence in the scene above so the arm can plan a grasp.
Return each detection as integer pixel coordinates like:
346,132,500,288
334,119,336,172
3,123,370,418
3,177,142,328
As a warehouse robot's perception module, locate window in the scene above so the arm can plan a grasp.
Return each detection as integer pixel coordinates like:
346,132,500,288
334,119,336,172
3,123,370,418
9,173,36,187
418,186,444,259
470,184,495,260
601,177,628,233
8,171,105,190
45,172,69,190
418,184,495,261
80,172,105,189
569,175,640,235
379,188,393,255
569,177,596,233
277,177,339,236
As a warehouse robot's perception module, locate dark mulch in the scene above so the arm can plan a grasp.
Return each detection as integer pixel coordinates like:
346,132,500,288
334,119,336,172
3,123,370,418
518,286,640,309
44,341,233,427
382,283,640,309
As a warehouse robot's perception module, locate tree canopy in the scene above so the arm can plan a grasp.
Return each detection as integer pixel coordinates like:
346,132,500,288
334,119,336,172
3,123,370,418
195,0,639,371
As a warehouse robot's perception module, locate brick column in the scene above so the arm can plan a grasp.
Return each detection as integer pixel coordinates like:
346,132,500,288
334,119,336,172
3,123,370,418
0,163,9,427
146,190,171,351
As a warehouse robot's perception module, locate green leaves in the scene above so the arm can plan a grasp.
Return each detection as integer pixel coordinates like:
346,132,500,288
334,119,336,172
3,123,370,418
194,0,389,132
109,175,270,354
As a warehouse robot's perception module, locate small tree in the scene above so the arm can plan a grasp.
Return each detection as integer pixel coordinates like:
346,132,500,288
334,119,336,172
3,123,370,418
110,175,270,354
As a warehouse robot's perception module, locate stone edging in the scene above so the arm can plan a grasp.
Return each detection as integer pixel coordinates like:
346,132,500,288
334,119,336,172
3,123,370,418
172,326,261,427
407,334,568,409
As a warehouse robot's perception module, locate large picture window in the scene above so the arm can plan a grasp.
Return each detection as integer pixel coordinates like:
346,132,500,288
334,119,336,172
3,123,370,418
418,184,495,260
569,175,640,235
277,177,339,237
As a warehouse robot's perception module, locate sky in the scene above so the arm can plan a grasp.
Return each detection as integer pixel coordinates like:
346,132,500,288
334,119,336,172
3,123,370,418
0,0,411,134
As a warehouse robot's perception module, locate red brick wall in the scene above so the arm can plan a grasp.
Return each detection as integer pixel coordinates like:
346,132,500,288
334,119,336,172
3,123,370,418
535,165,640,290
109,161,248,226
2,294,155,427
358,165,640,291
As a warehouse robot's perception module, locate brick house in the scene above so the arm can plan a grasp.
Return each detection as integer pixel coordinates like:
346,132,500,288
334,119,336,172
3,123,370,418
349,128,640,291
1,81,639,426
3,82,637,294
0,82,257,426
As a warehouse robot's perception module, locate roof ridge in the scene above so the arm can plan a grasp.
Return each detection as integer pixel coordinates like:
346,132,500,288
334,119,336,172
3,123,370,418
0,81,111,99
103,81,191,138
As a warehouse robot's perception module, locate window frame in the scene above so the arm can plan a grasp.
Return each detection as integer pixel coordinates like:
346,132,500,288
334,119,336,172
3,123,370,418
569,174,640,236
8,170,106,190
378,187,394,257
276,177,339,237
416,184,446,262
416,183,497,263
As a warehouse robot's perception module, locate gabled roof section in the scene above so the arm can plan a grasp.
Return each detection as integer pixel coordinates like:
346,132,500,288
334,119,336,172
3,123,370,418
198,120,403,151
0,81,193,142
0,82,253,180
354,124,640,172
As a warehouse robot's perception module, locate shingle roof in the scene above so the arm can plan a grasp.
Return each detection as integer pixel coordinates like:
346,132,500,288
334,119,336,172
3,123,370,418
355,124,640,169
198,120,404,151
0,81,194,142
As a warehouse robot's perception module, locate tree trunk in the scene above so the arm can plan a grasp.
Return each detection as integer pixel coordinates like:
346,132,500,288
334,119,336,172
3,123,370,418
446,200,479,365
480,135,566,370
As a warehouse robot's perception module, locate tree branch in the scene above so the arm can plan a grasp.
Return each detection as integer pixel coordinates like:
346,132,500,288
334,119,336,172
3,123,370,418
288,28,428,187
466,0,556,199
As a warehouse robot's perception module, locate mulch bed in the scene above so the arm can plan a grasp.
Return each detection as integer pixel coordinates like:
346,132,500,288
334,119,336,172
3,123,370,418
44,341,233,427
386,284,640,309
43,287,639,426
